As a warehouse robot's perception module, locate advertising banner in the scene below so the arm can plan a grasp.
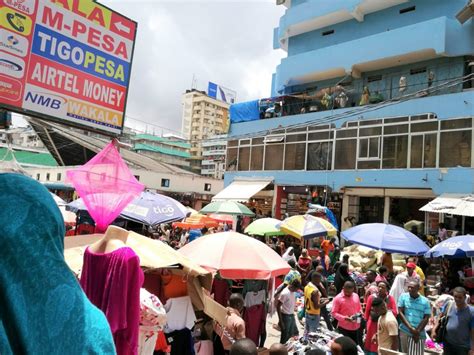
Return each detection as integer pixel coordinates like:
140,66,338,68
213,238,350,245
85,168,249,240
0,0,137,135
207,81,236,104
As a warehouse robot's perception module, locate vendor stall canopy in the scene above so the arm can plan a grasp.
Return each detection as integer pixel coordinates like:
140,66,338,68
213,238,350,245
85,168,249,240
420,194,474,217
212,178,273,202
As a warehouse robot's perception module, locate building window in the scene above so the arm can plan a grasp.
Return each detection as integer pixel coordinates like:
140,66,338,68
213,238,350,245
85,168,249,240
307,142,332,170
439,131,471,167
56,173,62,181
204,183,211,192
335,139,357,169
358,137,380,159
36,173,40,180
410,134,436,168
382,136,408,169
46,173,50,181
250,145,264,170
161,178,170,188
284,143,306,170
264,144,284,170
226,147,238,171
238,147,250,171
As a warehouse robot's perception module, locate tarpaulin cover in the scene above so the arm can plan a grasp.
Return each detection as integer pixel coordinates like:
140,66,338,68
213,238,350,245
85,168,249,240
66,141,144,232
229,100,260,123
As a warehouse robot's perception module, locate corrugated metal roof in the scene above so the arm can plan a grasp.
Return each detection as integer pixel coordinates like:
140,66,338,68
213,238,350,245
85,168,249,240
420,194,474,217
0,148,58,166
28,118,197,175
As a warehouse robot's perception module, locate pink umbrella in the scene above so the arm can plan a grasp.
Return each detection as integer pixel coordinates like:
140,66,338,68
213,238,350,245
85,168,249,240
209,214,233,223
178,231,290,279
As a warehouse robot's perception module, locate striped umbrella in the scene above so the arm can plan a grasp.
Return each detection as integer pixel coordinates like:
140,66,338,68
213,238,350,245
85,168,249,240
278,214,337,240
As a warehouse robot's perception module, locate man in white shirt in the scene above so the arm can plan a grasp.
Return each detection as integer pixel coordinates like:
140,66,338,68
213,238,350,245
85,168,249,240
276,279,300,344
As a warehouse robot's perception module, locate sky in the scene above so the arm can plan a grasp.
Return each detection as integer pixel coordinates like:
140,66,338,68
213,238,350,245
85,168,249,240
95,0,286,136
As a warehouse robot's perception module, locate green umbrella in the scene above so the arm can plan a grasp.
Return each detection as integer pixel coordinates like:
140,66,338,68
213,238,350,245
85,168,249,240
244,218,284,236
200,201,255,216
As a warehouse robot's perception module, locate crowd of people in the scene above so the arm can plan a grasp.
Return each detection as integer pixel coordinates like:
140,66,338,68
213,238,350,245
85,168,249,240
142,216,474,355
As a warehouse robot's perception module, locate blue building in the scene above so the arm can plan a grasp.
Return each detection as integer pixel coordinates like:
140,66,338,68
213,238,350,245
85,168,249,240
220,0,474,233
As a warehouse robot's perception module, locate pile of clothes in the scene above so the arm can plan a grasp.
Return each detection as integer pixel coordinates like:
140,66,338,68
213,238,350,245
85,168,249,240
285,329,364,354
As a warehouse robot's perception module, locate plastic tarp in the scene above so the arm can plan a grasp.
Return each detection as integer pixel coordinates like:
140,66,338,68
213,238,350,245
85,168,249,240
230,100,260,123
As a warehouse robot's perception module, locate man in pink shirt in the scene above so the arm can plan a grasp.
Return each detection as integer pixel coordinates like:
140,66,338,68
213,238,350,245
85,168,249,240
331,281,362,345
216,293,246,351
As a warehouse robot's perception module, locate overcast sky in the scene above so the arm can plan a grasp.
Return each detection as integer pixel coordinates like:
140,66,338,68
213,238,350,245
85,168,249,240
98,0,285,136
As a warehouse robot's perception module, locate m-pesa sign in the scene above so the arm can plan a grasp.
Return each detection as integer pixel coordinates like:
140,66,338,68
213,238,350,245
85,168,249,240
0,0,137,135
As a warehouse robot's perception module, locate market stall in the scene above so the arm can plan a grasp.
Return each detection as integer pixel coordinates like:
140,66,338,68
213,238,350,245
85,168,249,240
64,232,212,310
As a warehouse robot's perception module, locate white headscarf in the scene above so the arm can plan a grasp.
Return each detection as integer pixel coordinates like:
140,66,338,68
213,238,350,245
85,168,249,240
282,246,297,264
389,272,407,304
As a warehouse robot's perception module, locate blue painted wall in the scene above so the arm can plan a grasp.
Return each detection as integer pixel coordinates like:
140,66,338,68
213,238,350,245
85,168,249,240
287,0,465,56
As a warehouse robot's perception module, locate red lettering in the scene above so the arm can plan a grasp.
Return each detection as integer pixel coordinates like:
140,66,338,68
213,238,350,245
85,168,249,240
88,7,106,27
50,0,70,10
88,28,101,47
42,6,64,29
71,0,87,18
71,20,86,37
115,42,128,60
102,34,114,52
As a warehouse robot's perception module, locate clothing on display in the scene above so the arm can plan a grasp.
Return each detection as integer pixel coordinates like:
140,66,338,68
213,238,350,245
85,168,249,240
285,330,364,354
243,303,265,346
244,290,266,308
0,173,115,355
164,296,197,332
80,241,144,355
138,288,167,355
212,277,232,307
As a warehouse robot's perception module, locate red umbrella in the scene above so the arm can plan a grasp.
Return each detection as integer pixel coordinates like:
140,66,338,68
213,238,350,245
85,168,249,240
178,231,290,279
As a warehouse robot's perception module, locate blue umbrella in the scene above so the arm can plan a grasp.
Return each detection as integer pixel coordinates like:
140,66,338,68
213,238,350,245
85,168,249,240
424,235,474,258
67,191,188,226
341,223,429,255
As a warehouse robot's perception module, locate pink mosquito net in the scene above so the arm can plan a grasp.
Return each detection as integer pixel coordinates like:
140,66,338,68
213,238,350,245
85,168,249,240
66,141,144,232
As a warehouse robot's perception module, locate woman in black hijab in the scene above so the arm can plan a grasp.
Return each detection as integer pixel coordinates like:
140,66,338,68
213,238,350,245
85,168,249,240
334,263,353,293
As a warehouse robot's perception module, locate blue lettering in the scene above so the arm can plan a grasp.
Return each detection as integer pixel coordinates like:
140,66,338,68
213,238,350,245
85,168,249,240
25,91,63,109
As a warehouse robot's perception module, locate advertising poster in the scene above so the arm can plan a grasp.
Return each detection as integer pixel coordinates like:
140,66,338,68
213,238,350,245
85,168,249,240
0,0,137,135
208,81,236,104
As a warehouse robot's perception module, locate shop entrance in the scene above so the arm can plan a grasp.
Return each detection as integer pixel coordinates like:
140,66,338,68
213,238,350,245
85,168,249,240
358,197,384,224
389,198,428,226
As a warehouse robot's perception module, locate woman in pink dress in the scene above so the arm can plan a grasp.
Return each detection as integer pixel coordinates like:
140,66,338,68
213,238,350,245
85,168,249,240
364,281,397,354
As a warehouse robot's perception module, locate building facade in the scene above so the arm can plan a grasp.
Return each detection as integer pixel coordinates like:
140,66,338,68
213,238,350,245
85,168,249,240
181,89,230,173
131,134,191,168
224,0,474,233
0,126,45,148
201,135,227,179
27,166,224,210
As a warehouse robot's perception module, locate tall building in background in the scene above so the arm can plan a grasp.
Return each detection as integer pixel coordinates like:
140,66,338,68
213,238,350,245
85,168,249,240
222,0,474,232
201,135,227,179
181,89,230,173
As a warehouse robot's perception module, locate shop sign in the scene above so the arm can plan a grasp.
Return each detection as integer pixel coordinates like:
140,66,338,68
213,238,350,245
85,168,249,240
0,0,137,135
